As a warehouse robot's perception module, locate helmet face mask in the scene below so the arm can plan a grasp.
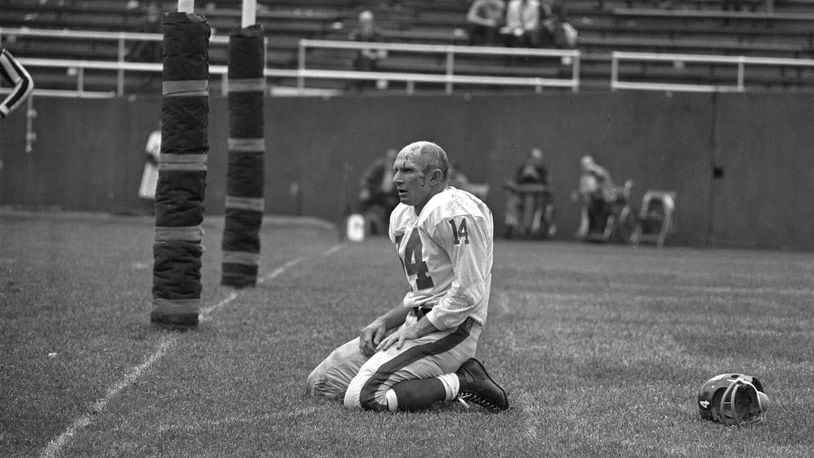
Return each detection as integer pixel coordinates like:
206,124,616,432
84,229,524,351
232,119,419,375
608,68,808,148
697,374,770,426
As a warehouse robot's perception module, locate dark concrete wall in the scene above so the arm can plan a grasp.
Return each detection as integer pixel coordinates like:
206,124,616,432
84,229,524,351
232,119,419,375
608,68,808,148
712,93,814,250
1,91,812,250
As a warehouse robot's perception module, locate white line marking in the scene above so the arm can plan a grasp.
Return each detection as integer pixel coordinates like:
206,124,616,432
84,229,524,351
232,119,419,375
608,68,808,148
41,336,176,458
38,246,340,458
323,243,345,257
199,291,240,322
258,257,303,285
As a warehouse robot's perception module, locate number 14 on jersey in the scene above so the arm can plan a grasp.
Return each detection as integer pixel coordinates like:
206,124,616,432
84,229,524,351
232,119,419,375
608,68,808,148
397,218,470,292
448,218,469,245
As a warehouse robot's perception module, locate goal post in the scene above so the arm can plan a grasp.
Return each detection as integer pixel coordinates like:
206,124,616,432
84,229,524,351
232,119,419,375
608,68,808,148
178,0,194,13
242,0,257,28
221,0,266,288
150,2,211,330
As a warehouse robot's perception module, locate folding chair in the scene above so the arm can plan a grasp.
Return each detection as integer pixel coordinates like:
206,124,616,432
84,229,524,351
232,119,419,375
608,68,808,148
632,190,676,248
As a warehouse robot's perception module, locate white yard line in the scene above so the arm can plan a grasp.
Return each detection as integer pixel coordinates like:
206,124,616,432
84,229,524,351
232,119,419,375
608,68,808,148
199,291,241,322
41,336,176,458
257,257,305,285
40,244,343,458
323,243,345,257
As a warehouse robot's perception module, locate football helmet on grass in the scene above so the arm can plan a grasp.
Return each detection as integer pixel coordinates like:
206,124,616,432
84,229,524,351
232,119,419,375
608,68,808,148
697,373,770,426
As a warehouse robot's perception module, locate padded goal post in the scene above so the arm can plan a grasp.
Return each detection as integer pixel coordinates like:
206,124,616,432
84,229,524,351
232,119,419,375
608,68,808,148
150,10,211,330
221,24,266,288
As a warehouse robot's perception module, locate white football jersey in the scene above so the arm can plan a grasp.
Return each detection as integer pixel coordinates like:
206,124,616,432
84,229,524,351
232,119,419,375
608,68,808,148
389,186,493,330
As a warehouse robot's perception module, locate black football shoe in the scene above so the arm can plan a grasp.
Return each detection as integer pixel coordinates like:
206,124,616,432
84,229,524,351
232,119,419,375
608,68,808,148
456,358,509,412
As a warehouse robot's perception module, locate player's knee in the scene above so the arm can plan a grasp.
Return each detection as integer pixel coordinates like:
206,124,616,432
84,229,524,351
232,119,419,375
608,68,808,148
342,377,365,410
343,374,390,411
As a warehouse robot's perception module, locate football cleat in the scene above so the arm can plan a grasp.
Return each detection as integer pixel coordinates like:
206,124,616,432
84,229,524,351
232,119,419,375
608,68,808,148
456,358,509,412
697,373,770,426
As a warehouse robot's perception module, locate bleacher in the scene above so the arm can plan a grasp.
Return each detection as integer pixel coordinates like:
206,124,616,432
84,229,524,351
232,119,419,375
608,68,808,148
1,0,813,94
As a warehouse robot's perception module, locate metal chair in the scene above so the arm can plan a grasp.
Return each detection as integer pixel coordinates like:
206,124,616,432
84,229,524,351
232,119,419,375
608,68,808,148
632,190,676,248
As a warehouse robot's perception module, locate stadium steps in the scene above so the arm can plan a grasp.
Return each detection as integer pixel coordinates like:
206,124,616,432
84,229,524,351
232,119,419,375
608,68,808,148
577,20,814,46
3,0,814,94
578,35,814,58
610,6,814,29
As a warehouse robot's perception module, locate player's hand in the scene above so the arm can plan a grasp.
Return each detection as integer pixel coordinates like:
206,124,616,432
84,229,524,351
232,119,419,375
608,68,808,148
359,319,386,357
375,325,419,353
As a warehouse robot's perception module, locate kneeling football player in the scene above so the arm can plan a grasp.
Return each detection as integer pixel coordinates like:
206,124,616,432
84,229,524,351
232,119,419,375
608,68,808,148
306,141,509,412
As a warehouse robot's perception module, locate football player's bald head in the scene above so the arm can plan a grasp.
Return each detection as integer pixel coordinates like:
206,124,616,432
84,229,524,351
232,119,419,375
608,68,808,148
398,141,449,180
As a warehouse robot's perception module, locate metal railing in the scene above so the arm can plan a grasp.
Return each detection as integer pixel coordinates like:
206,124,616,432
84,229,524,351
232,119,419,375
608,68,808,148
296,39,581,94
0,27,234,96
0,27,580,97
611,51,814,92
4,27,814,97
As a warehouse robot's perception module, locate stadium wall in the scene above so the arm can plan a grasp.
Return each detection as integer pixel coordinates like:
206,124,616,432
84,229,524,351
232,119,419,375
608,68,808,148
0,92,812,250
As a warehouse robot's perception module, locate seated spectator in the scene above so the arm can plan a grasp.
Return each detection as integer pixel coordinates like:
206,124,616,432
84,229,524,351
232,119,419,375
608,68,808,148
126,1,162,63
126,1,162,92
503,148,554,238
450,161,491,201
448,161,470,189
500,0,542,48
466,0,506,46
540,0,578,49
553,20,578,50
358,148,400,235
575,155,616,239
348,10,387,91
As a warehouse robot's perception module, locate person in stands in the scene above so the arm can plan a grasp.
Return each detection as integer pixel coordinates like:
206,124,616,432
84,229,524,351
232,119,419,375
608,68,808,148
500,0,542,47
466,0,506,46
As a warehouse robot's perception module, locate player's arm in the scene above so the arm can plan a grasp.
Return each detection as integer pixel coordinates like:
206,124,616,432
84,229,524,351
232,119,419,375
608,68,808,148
358,303,411,356
0,50,34,120
424,213,490,330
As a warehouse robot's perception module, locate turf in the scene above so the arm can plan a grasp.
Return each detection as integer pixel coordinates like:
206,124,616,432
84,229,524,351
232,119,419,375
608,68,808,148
1,211,813,457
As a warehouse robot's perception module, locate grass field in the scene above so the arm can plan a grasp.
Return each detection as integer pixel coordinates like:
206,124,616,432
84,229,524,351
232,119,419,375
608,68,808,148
2,210,813,457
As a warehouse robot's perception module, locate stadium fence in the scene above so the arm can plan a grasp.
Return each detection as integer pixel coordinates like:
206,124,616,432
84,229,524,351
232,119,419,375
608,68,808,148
4,27,814,97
